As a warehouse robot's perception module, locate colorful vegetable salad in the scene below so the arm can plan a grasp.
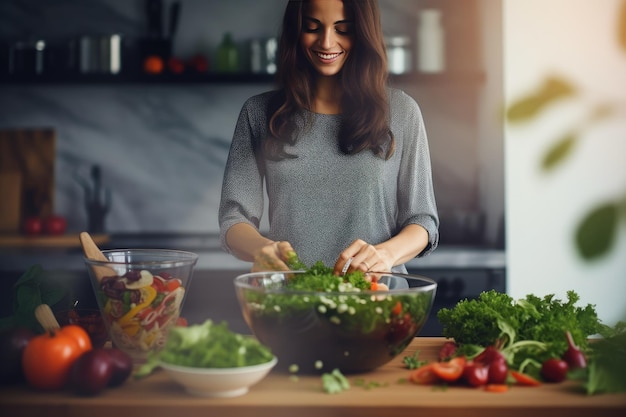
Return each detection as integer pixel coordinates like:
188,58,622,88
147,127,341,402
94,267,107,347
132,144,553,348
98,269,185,356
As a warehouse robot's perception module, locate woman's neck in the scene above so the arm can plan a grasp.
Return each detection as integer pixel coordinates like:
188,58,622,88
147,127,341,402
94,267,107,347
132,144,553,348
311,76,342,114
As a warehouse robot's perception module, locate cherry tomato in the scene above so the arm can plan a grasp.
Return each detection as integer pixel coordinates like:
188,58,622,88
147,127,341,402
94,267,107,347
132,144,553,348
487,357,509,384
431,356,466,382
43,215,67,235
165,279,181,292
144,55,164,74
409,364,439,385
23,217,43,236
188,54,209,72
22,325,92,390
462,361,489,387
167,56,185,74
438,341,458,361
391,301,402,316
541,358,569,383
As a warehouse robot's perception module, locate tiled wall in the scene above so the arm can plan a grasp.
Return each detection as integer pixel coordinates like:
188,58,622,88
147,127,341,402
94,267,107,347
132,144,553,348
0,0,485,237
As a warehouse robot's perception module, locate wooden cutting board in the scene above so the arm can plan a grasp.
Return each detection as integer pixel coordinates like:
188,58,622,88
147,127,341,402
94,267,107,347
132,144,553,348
0,172,22,232
0,128,56,229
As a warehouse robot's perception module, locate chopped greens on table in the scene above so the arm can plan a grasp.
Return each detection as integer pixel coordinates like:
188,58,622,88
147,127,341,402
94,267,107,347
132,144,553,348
135,320,274,378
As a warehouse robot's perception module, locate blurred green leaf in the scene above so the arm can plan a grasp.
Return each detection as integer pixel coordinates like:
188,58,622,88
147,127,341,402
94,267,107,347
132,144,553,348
506,76,576,123
541,131,578,171
619,0,626,51
575,203,619,260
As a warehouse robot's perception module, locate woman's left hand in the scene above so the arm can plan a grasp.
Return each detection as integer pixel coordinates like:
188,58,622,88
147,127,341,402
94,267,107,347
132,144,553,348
333,239,392,276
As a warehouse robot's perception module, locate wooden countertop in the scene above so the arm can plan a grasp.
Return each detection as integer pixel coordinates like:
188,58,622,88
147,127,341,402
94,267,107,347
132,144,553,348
1,338,624,417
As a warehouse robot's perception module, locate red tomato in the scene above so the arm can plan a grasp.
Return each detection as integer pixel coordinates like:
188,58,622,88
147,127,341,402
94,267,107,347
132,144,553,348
462,361,489,387
391,301,402,316
151,277,166,292
438,341,458,361
431,356,466,382
165,279,181,292
43,215,67,235
409,364,439,385
144,55,164,74
167,56,185,74
188,54,209,72
175,317,188,327
510,370,542,387
23,217,43,235
487,358,509,384
541,358,569,383
22,325,92,390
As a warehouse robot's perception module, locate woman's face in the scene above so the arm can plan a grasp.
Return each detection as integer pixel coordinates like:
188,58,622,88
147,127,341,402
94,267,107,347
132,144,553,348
300,0,354,78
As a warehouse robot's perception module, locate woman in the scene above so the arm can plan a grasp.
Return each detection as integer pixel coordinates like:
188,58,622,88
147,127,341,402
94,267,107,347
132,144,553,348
219,0,438,277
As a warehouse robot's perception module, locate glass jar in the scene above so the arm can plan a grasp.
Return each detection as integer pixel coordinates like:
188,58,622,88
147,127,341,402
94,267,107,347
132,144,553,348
385,36,412,74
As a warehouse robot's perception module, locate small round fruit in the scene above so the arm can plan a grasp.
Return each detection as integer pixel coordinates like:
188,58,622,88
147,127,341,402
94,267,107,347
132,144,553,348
23,217,43,236
541,358,569,383
462,361,489,387
106,348,133,387
488,358,509,384
69,349,113,396
43,215,67,235
0,327,35,384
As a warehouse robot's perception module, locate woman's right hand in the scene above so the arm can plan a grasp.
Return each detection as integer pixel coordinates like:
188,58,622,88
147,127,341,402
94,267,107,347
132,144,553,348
251,241,298,272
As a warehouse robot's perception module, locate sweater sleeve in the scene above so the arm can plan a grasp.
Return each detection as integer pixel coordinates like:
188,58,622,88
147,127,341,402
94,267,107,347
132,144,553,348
218,96,267,254
393,89,439,257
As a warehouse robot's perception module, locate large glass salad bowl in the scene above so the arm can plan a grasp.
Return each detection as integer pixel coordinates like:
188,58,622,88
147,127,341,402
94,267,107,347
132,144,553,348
234,270,437,374
85,249,198,362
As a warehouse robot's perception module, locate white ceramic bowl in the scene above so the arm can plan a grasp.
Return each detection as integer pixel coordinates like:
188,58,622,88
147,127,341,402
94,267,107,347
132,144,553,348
160,357,277,397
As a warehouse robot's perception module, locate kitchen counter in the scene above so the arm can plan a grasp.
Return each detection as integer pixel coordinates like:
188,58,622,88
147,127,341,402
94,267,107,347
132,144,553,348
0,233,505,272
0,338,624,417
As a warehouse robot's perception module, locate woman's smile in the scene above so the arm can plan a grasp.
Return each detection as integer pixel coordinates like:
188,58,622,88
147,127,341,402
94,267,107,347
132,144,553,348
300,0,353,77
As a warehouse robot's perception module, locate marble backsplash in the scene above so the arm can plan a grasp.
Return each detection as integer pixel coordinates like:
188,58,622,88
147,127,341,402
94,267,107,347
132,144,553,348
0,0,484,237
0,83,270,233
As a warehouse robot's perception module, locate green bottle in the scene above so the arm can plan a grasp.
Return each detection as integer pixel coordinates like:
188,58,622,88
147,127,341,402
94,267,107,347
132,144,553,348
216,32,239,73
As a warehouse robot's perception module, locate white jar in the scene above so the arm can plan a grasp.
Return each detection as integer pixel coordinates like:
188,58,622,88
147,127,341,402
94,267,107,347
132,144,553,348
385,36,412,74
418,9,445,73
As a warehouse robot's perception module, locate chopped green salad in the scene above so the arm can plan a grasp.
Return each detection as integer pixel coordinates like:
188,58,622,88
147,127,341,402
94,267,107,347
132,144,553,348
284,261,372,292
135,320,274,378
245,261,430,337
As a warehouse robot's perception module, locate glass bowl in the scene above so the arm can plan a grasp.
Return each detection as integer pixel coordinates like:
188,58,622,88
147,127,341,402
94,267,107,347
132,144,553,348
85,249,198,362
234,271,437,374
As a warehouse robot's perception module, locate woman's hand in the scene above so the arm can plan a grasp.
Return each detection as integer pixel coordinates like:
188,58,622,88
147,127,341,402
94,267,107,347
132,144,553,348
333,239,393,276
251,241,298,272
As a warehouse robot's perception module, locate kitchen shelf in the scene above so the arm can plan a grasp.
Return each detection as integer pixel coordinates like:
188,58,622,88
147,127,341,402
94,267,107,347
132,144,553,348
0,71,485,86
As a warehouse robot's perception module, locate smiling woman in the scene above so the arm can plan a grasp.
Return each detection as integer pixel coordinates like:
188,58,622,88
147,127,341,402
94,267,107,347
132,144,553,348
219,0,439,278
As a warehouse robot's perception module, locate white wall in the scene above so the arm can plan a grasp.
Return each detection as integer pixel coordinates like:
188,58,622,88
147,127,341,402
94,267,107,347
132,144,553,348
503,0,626,326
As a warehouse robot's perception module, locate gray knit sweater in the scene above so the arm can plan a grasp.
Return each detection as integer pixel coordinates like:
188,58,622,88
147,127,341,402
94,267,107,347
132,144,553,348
219,87,439,272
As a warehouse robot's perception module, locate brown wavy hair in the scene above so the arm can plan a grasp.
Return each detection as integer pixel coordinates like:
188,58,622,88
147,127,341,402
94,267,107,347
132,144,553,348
266,0,394,160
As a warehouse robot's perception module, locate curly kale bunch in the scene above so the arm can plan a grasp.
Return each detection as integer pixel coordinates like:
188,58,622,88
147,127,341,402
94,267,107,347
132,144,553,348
437,290,601,354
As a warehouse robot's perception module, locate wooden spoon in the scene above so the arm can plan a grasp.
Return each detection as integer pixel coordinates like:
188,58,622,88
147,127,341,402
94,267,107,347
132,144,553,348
34,304,60,332
79,231,114,283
